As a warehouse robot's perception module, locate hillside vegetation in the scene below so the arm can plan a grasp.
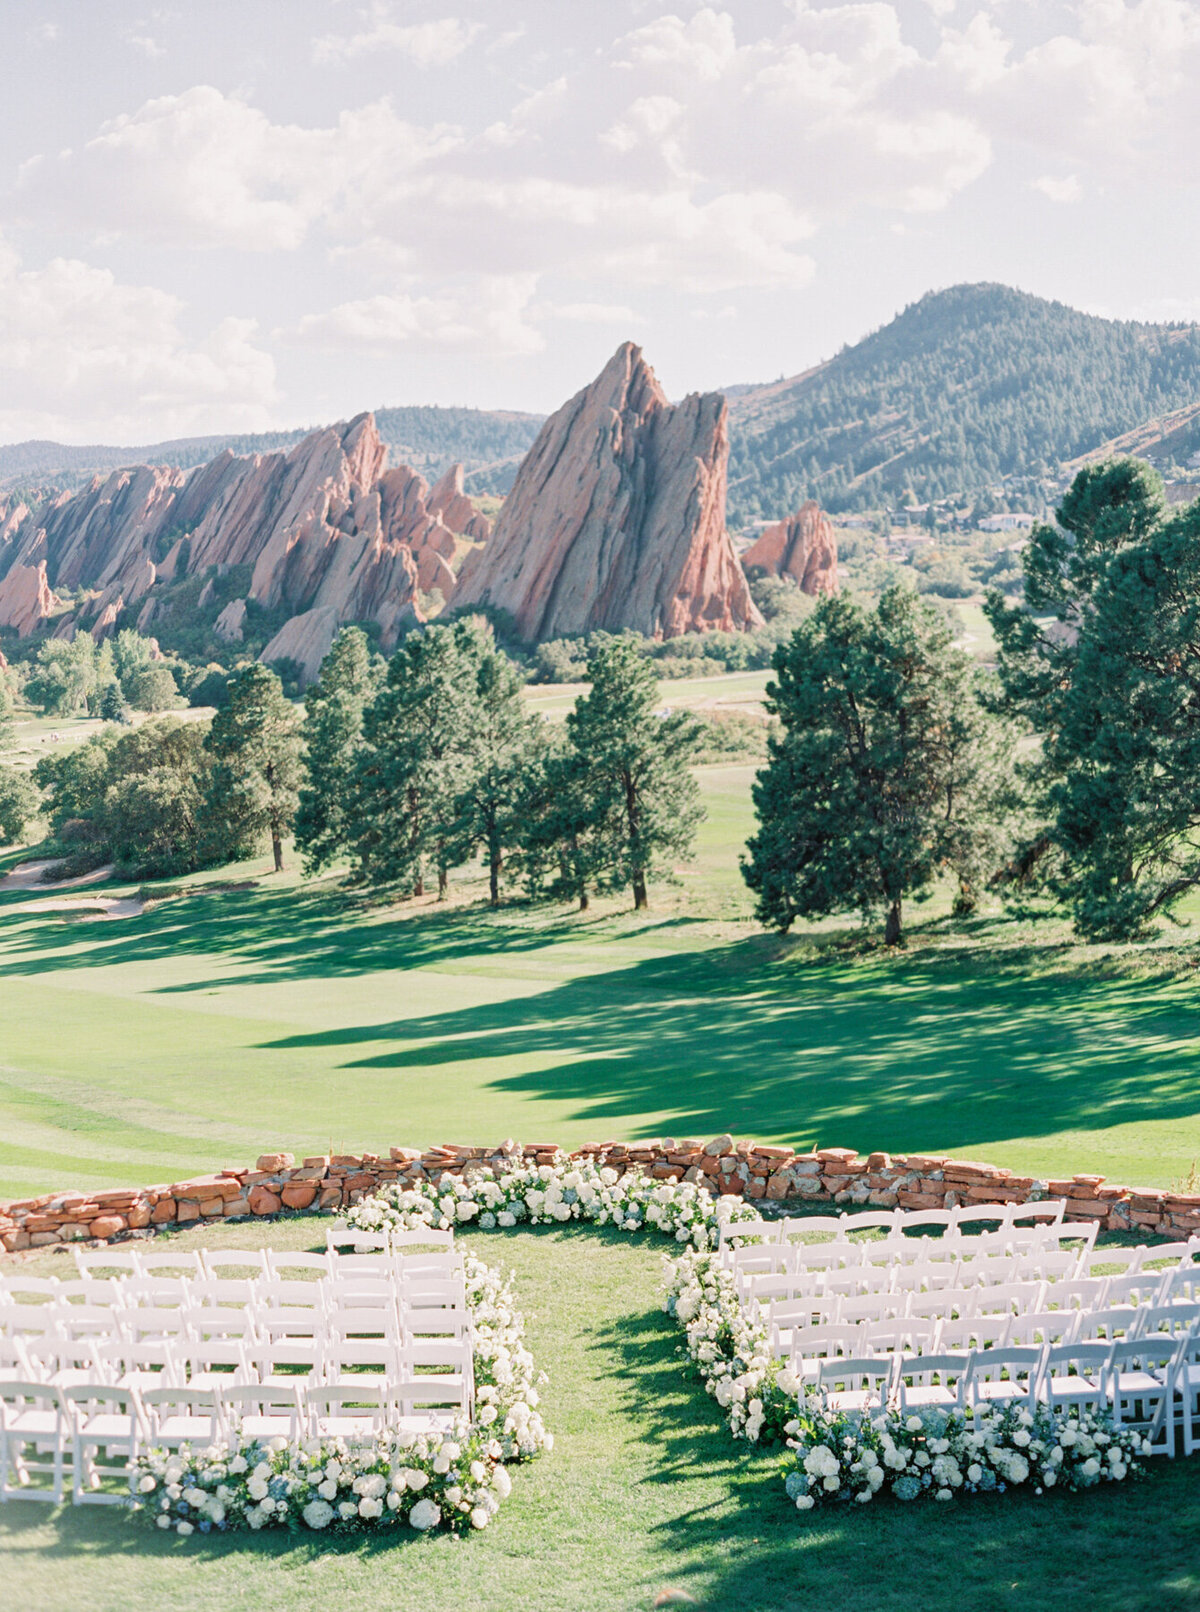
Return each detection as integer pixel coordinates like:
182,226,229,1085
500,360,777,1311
727,283,1200,520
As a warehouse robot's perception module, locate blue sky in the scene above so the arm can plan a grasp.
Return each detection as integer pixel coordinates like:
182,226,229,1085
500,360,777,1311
3,0,1199,441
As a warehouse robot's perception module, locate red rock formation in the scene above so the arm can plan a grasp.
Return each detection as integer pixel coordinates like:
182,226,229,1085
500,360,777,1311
0,415,488,681
741,501,838,595
426,464,490,543
454,343,761,640
0,560,57,635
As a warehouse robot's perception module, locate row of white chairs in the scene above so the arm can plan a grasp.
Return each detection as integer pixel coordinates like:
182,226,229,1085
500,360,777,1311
810,1324,1200,1456
726,1225,1106,1282
718,1201,1072,1255
779,1299,1200,1373
0,1364,470,1507
761,1268,1200,1351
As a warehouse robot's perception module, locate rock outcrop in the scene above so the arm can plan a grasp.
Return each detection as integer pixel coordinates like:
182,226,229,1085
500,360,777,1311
454,343,761,640
0,423,489,679
0,560,57,635
741,501,838,595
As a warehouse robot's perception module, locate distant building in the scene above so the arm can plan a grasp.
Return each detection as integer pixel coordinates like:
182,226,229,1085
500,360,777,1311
978,513,1035,532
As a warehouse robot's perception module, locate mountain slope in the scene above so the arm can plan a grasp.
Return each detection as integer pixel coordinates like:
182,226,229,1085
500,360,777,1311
0,407,543,496
726,283,1200,520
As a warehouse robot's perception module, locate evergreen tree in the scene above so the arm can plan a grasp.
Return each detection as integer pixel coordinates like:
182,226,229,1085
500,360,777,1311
294,627,374,875
565,639,703,910
99,682,130,724
743,586,1005,944
454,627,542,906
519,734,612,911
203,664,302,872
349,624,477,896
0,764,38,846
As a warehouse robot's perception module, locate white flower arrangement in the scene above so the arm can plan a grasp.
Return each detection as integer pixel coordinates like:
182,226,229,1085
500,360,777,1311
659,1250,796,1444
343,1153,758,1253
780,1402,1149,1513
130,1250,549,1538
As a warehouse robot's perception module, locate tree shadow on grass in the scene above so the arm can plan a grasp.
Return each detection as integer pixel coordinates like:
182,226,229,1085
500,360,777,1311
4,878,1200,1160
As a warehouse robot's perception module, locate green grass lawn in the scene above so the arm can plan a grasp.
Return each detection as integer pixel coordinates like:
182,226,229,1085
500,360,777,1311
3,1216,1198,1612
5,736,1200,1199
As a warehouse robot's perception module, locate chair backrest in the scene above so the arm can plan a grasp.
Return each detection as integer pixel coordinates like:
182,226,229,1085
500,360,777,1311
73,1249,140,1277
218,1381,302,1417
187,1278,257,1308
1016,1250,1083,1285
894,1350,971,1385
776,1216,846,1246
839,1292,907,1324
951,1206,1011,1237
816,1356,893,1392
121,1277,191,1310
1008,1200,1067,1229
1105,1272,1167,1309
965,1281,1046,1317
0,1302,62,1338
95,1337,184,1383
326,1226,390,1254
888,1209,954,1240
1042,1277,1107,1312
1005,1309,1079,1347
790,1325,860,1361
1136,1303,1200,1338
839,1211,899,1239
1140,1240,1197,1272
937,1315,1010,1352
1080,1247,1145,1280
200,1248,271,1278
1043,1341,1111,1377
322,1337,401,1377
860,1317,940,1354
328,1251,393,1281
53,1278,124,1308
186,1306,259,1341
255,1278,326,1310
0,1277,60,1302
717,1217,776,1251
135,1250,204,1277
1072,1307,1144,1343
264,1251,330,1279
120,1307,189,1342
50,1303,118,1342
1107,1335,1179,1374
964,1345,1041,1392
389,1228,455,1252
1159,1268,1200,1306
326,1305,400,1343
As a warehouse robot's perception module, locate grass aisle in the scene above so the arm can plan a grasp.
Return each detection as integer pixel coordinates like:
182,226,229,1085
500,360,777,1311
2,1222,1200,1611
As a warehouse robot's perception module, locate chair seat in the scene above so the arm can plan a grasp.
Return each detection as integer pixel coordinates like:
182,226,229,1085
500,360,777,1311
973,1382,1030,1402
902,1387,958,1407
824,1391,880,1414
1042,1374,1104,1400
76,1414,136,1441
3,1410,60,1437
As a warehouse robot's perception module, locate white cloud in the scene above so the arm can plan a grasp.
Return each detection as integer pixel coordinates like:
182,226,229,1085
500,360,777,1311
282,274,543,357
127,32,165,58
0,238,276,442
313,15,482,67
17,87,459,251
1031,173,1082,203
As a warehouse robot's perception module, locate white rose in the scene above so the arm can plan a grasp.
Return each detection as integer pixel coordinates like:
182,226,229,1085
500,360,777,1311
138,1475,157,1493
176,1520,194,1537
795,1494,815,1511
359,1498,384,1519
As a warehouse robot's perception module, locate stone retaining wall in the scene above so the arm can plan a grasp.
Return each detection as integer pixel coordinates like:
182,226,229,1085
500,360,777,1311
3,1137,1198,1253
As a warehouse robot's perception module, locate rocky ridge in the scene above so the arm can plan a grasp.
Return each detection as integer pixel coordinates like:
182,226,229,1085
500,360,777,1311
0,417,491,679
740,500,838,595
455,342,762,640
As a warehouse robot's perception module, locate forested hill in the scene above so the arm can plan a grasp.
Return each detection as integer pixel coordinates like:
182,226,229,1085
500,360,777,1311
0,405,544,495
726,283,1200,522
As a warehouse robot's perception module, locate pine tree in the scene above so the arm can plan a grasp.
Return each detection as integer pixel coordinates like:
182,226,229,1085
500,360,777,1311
203,664,302,873
294,627,374,875
743,586,1006,944
0,670,15,751
564,640,703,910
453,626,542,907
0,764,38,846
349,624,477,896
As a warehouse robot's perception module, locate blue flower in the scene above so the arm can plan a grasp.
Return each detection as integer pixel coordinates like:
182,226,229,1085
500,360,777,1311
785,1472,809,1499
199,1520,212,1533
268,1476,289,1499
177,1502,190,1516
893,1475,921,1501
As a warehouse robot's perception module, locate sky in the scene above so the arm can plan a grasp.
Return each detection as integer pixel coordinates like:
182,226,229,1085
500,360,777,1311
3,0,1200,443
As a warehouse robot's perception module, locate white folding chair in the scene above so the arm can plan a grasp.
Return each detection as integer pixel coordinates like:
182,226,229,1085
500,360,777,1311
217,1381,303,1442
188,1278,259,1309
62,1382,144,1504
94,1337,185,1390
1038,1341,1111,1414
888,1209,955,1241
120,1277,191,1312
1105,1272,1168,1310
950,1206,1012,1238
0,1380,69,1502
839,1211,899,1239
1159,1268,1200,1308
1108,1336,1180,1455
305,1381,386,1440
134,1250,204,1279
840,1292,907,1324
893,1352,969,1414
785,1324,862,1381
937,1315,1011,1353
395,1339,473,1430
966,1281,1046,1317
0,1278,60,1303
389,1227,455,1252
1009,1201,1067,1230
1073,1307,1145,1344
140,1385,224,1450
1079,1247,1145,1281
815,1356,893,1416
860,1317,940,1356
963,1346,1041,1410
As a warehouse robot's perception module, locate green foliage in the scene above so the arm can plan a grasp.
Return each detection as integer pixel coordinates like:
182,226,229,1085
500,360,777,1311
454,629,543,907
349,623,483,895
0,763,38,845
98,682,130,724
187,665,232,709
743,586,1010,942
294,627,375,876
0,668,15,750
991,460,1200,937
25,634,100,716
203,664,303,873
561,640,704,910
727,283,1200,519
33,719,212,877
123,660,178,712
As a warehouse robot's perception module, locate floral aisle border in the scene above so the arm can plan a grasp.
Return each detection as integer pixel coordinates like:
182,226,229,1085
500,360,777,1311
132,1157,1154,1540
659,1250,1154,1512
131,1252,551,1537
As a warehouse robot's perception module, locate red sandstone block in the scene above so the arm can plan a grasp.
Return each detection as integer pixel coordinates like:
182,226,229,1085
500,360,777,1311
170,1175,241,1201
717,1178,746,1196
746,1178,766,1199
318,1186,342,1210
256,1153,294,1172
248,1185,282,1215
89,1214,125,1239
126,1204,152,1230
281,1182,318,1210
176,1201,200,1223
816,1148,858,1163
150,1198,177,1224
898,1191,946,1209
197,1199,225,1217
765,1176,790,1201
866,1151,891,1170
